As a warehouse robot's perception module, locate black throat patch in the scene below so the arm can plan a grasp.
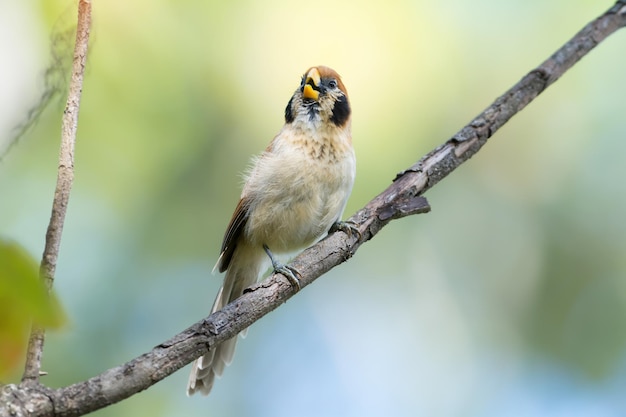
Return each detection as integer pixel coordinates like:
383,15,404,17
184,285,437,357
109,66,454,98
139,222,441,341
306,102,320,121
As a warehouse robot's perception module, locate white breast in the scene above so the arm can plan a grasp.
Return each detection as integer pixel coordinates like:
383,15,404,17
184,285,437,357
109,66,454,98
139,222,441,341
242,126,355,253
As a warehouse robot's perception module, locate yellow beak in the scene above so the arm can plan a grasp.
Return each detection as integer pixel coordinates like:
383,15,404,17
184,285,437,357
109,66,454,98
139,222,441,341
302,68,321,101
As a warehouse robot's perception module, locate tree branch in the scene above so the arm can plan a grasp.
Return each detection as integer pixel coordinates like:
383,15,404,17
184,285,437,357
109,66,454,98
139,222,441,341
21,0,92,384
2,1,625,416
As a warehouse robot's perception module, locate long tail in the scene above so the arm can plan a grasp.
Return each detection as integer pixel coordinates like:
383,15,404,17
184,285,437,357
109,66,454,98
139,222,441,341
187,244,264,396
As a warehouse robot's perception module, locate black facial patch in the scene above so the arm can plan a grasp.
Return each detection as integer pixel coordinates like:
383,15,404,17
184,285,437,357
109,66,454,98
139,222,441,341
330,95,351,126
284,96,294,123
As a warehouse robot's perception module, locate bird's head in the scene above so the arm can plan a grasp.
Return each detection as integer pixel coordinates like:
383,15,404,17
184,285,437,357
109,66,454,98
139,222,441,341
285,66,351,130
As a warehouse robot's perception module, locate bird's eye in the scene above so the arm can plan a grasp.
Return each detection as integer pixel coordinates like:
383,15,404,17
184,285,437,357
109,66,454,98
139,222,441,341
328,79,338,89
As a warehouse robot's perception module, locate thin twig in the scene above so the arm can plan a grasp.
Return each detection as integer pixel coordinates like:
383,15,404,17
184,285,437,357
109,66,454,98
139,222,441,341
2,1,625,416
21,0,92,384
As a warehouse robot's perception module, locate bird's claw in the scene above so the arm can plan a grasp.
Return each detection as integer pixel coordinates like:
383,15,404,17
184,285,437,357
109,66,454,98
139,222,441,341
329,220,362,240
263,244,302,291
274,264,302,291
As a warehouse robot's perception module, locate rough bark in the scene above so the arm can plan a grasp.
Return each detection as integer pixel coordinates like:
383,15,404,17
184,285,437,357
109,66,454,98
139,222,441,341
21,0,92,385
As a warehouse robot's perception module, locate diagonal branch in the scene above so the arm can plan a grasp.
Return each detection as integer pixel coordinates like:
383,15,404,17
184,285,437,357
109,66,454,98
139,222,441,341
21,0,92,384
2,1,625,416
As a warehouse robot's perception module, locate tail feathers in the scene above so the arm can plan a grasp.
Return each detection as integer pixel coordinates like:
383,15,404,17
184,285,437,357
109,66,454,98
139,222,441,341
187,337,237,395
187,245,264,396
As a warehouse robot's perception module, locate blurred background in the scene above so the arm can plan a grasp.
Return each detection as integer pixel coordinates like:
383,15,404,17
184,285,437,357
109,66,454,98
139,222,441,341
2,0,626,415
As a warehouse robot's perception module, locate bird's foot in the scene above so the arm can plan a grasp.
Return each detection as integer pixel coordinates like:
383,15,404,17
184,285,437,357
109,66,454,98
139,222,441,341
329,220,362,240
263,244,302,291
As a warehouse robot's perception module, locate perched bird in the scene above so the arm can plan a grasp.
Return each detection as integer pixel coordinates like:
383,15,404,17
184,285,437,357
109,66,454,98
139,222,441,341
187,66,356,396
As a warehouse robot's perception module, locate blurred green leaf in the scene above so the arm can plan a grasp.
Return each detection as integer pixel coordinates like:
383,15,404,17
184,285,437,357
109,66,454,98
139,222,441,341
0,239,65,379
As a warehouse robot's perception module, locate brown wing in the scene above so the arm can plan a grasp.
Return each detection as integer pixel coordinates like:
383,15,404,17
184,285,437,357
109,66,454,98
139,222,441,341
216,197,250,273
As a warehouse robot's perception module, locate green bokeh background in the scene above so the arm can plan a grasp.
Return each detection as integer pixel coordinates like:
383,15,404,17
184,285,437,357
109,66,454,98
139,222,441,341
2,0,626,416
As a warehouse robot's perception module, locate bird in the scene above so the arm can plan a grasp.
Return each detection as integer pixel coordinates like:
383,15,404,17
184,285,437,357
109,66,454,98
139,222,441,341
186,66,356,396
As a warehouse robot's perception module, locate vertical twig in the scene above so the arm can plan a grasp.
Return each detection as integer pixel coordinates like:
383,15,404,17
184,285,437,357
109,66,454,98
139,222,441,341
22,0,92,383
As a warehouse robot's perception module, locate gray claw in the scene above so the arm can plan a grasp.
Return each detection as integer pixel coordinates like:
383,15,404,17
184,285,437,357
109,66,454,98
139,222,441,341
330,220,362,240
263,244,302,291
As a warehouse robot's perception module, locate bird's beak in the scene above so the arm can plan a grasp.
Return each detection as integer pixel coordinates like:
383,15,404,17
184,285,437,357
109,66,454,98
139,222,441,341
302,68,321,101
